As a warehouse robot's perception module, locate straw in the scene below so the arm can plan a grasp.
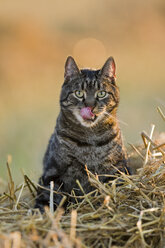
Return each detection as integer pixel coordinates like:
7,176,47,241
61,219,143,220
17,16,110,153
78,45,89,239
0,109,165,247
143,124,155,165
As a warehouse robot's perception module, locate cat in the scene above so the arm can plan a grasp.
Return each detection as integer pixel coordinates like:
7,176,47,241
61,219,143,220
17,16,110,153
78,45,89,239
35,56,131,212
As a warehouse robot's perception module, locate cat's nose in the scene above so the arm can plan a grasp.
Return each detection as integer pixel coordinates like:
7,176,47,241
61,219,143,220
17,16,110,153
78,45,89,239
85,104,95,111
85,97,96,109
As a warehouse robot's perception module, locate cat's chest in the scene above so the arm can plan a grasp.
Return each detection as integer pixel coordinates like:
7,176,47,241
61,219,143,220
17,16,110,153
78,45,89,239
68,140,111,167
57,129,117,169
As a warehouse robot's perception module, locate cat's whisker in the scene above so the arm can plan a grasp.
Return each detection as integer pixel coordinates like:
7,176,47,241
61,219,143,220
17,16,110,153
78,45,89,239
104,111,128,126
117,119,128,126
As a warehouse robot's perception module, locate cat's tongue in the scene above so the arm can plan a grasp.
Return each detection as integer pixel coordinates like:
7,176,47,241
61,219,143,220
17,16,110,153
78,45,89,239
80,107,95,120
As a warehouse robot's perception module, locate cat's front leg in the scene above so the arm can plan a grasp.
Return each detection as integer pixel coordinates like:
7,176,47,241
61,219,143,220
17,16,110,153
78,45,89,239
35,150,70,212
35,175,65,213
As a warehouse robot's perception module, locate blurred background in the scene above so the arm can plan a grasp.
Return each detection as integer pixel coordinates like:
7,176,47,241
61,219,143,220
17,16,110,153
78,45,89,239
0,0,164,184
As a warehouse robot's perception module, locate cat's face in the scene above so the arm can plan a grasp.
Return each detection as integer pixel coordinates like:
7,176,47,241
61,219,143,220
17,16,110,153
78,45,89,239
60,57,119,127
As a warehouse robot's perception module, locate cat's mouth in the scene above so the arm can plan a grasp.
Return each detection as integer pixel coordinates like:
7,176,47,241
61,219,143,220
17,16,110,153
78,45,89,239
73,107,104,127
80,107,96,122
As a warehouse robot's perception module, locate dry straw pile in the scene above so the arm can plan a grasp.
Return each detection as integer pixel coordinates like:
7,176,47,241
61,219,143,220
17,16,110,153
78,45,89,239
0,107,165,248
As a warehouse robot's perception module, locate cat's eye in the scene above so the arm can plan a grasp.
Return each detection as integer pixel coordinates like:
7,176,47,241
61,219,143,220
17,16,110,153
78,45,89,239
75,90,84,98
97,91,107,98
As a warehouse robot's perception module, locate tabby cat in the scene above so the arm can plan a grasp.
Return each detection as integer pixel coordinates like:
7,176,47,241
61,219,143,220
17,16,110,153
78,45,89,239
35,56,130,212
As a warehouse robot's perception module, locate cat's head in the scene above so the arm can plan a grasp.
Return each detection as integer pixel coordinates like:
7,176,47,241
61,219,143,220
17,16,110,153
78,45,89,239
60,56,119,127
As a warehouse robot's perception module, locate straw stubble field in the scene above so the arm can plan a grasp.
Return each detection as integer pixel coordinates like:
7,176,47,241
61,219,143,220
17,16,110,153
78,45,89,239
0,107,165,248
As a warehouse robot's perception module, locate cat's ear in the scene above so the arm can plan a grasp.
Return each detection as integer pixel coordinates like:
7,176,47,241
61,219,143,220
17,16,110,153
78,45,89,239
64,56,80,80
100,57,116,83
